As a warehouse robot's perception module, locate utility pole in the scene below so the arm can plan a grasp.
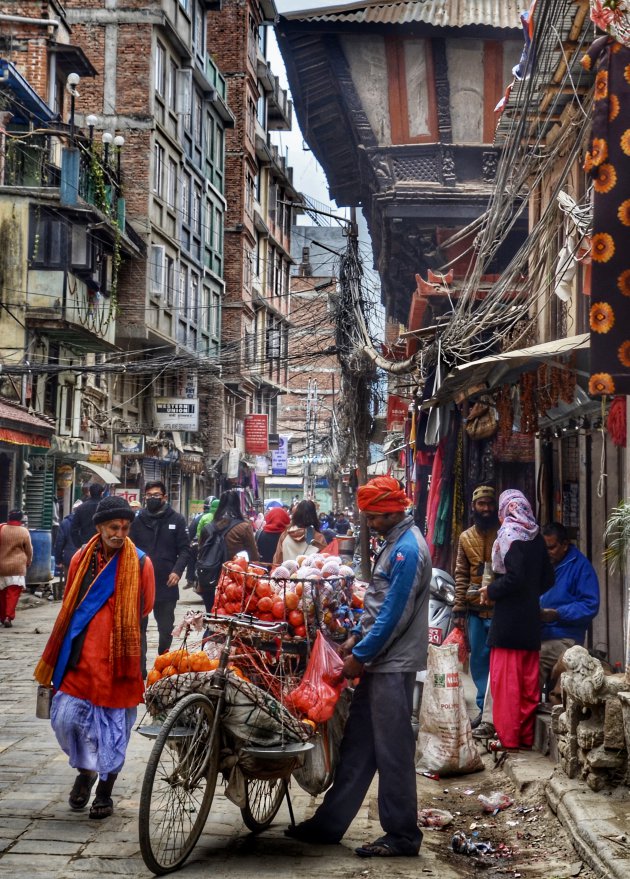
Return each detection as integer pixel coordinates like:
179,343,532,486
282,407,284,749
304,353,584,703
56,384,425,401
348,207,372,581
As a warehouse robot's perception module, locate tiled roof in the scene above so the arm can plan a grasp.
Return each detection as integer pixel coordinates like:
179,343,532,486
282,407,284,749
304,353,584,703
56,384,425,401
0,398,56,432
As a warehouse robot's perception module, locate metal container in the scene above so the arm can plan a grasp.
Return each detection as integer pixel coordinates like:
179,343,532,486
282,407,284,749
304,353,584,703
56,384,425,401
36,685,52,719
26,529,53,585
337,535,356,556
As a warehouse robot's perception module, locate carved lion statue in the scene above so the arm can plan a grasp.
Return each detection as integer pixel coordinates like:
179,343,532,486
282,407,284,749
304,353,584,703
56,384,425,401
560,645,606,703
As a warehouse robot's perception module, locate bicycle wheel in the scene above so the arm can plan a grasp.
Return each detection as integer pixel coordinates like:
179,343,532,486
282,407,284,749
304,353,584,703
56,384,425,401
241,777,287,832
139,693,219,875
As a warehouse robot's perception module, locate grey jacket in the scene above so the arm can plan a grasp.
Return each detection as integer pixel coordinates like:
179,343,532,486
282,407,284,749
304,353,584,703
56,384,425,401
353,516,431,673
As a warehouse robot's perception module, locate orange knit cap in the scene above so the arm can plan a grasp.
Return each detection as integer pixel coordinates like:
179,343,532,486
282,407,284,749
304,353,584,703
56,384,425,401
357,476,410,513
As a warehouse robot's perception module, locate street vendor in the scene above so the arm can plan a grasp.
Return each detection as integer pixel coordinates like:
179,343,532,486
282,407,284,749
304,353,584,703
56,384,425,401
286,475,430,858
34,496,155,820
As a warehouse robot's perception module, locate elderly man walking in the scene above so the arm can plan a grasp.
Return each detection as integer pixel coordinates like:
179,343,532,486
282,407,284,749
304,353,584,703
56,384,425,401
286,476,430,858
35,496,155,820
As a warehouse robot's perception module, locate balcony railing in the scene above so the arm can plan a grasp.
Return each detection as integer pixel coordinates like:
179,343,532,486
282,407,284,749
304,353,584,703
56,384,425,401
3,130,123,216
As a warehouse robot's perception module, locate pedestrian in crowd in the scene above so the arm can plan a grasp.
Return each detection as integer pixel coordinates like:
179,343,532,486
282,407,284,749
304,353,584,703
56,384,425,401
334,510,351,535
70,483,105,548
479,490,554,752
272,499,327,564
34,496,155,819
197,490,259,611
256,507,290,564
196,497,220,539
54,499,82,572
182,498,215,592
0,510,33,628
129,481,190,665
540,522,600,696
452,484,499,732
286,475,429,857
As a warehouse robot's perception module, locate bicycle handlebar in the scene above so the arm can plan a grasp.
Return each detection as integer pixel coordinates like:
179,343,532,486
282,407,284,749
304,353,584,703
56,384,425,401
202,612,288,636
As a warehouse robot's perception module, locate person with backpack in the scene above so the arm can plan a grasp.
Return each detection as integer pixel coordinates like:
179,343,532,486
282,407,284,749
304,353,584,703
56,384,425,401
272,499,327,565
197,490,259,612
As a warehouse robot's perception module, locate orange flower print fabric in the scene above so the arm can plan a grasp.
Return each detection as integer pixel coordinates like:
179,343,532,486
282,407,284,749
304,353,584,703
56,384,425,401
582,36,630,393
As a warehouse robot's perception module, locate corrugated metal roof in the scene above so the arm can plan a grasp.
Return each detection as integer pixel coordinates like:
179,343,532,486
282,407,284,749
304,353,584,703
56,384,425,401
284,0,522,30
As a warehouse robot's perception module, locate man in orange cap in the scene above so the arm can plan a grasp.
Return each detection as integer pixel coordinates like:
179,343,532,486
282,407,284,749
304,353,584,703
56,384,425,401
286,476,430,858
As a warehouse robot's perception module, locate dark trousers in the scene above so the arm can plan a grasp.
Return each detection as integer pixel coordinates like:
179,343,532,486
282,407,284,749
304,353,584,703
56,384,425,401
141,599,177,676
303,670,422,854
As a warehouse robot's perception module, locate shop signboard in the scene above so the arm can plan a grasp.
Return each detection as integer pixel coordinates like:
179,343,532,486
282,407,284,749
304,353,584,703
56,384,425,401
227,448,240,479
271,435,289,475
113,487,141,505
244,414,269,454
88,443,112,464
255,455,269,476
386,395,410,432
114,433,145,456
155,397,199,431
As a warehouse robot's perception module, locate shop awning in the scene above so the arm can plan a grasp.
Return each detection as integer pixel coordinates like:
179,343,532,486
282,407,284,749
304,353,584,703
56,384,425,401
0,398,55,447
427,334,590,407
77,460,120,485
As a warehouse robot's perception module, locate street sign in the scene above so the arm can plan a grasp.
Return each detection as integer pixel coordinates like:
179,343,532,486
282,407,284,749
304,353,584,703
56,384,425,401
154,397,199,431
244,414,269,453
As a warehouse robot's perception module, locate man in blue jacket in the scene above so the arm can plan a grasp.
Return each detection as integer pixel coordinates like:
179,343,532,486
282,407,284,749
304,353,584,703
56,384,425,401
540,522,600,692
285,476,429,858
129,481,190,668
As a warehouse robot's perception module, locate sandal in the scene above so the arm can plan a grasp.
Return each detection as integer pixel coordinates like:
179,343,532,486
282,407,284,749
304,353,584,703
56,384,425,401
68,772,97,811
355,841,417,858
89,795,114,819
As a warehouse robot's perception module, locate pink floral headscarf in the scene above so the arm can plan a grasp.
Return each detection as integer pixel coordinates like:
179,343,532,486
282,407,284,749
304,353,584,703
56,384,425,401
491,490,539,574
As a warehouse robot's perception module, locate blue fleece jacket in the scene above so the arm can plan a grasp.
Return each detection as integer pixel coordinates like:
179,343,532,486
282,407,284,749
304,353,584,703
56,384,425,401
540,544,600,643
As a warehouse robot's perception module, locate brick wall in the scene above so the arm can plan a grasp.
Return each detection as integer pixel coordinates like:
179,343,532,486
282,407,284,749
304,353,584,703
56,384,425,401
278,275,338,454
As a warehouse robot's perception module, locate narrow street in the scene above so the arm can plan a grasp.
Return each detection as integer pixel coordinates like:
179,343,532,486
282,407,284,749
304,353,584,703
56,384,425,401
0,597,594,879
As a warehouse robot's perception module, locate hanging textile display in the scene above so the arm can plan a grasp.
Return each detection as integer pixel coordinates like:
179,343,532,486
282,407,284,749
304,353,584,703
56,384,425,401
583,4,630,394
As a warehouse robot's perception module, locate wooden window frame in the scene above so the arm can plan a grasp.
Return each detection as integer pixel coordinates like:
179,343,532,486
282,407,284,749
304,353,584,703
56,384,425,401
385,36,439,144
483,41,504,144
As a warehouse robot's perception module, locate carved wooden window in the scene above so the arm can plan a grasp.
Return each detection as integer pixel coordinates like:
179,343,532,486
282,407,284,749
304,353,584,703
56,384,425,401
385,37,438,144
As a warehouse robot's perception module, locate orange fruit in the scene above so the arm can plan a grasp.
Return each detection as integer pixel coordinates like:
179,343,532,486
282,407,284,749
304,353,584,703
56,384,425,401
272,599,286,619
257,596,273,613
285,592,299,611
288,609,304,627
146,669,161,686
154,652,173,672
162,665,178,677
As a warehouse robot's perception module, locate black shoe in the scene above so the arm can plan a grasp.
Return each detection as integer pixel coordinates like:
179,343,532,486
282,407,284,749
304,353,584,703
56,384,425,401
470,711,483,729
284,824,340,844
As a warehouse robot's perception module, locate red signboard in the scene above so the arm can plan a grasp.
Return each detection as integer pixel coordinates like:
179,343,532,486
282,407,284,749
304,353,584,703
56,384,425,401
386,395,410,431
244,414,269,454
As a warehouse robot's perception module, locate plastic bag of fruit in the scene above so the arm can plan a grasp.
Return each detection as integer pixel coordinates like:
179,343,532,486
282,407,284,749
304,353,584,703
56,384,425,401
285,631,346,723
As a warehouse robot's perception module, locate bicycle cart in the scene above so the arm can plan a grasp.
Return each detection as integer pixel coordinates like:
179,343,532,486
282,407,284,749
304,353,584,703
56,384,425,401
137,555,361,875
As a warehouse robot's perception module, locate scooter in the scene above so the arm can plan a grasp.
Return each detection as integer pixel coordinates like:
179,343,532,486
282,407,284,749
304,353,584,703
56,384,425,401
412,567,456,737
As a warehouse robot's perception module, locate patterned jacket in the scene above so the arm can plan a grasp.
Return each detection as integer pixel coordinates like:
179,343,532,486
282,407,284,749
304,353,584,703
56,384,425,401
453,524,497,618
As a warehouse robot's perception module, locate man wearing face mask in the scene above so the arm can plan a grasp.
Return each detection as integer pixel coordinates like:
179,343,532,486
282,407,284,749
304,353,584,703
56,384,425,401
129,481,190,667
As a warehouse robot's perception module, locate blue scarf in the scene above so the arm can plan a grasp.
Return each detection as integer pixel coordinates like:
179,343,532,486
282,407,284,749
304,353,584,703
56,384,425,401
52,553,119,689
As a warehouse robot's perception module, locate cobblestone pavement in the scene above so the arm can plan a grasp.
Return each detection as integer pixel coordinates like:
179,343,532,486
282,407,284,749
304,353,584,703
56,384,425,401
0,594,471,879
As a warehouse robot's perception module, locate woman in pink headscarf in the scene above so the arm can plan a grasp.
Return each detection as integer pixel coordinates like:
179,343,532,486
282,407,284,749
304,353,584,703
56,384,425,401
479,490,554,751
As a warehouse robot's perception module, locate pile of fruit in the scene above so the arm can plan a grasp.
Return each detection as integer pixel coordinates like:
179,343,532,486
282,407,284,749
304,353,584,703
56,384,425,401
146,648,248,686
212,554,365,639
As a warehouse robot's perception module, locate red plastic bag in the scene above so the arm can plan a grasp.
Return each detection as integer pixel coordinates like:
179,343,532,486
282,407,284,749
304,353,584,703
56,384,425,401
442,627,469,664
286,632,346,723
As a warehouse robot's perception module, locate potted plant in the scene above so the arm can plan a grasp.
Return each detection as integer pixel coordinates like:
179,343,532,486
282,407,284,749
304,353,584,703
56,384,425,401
604,500,630,676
